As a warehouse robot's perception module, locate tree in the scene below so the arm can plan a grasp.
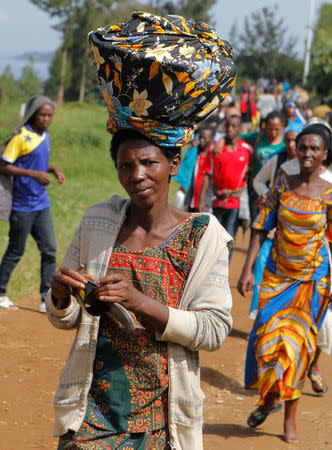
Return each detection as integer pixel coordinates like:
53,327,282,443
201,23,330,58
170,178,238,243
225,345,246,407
46,0,144,103
150,0,217,24
230,5,304,86
44,47,72,98
70,0,115,103
307,3,332,97
16,56,43,100
30,0,75,104
0,66,16,101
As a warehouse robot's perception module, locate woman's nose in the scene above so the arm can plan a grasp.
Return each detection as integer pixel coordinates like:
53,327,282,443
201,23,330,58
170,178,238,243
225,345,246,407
132,165,145,180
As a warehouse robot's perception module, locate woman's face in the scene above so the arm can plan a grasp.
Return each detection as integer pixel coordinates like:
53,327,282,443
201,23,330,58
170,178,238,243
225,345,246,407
31,103,54,133
284,131,297,159
296,134,327,173
116,139,180,209
265,118,283,143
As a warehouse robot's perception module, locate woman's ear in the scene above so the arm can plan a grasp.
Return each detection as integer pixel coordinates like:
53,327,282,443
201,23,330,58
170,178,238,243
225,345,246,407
323,149,328,161
169,153,181,177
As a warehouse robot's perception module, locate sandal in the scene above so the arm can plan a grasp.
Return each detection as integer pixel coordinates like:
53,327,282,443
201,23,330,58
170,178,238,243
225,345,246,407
247,403,282,428
308,370,328,394
247,408,267,427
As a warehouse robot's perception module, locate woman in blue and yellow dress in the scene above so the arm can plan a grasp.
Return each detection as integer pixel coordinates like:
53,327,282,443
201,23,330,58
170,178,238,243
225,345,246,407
238,125,332,443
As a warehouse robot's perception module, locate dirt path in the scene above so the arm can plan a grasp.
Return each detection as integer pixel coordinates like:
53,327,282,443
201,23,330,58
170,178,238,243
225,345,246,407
0,234,331,449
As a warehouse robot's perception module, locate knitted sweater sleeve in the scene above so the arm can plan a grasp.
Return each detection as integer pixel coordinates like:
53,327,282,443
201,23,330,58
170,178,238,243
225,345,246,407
156,228,233,352
46,223,82,330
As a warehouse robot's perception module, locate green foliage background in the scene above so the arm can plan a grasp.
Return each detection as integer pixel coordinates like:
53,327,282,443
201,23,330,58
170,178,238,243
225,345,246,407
308,3,332,98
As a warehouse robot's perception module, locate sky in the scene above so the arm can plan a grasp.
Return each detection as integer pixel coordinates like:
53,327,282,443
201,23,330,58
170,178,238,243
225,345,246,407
0,0,328,78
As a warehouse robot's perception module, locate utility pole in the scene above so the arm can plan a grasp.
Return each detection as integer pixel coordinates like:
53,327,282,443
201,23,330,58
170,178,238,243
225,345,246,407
303,0,315,86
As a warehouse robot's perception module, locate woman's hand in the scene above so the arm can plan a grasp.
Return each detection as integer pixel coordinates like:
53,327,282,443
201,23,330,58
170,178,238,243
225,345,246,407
32,170,51,186
53,168,66,185
237,270,254,297
51,266,94,308
95,273,143,312
96,272,169,333
257,193,267,210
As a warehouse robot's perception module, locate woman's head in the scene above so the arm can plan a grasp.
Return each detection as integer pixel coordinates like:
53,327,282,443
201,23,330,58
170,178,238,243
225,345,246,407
284,130,298,160
303,118,332,166
110,130,181,209
265,111,284,143
28,103,54,134
283,102,296,122
296,125,329,174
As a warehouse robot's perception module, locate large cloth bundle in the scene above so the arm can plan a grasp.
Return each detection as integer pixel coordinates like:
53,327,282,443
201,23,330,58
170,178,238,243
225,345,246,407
89,11,236,147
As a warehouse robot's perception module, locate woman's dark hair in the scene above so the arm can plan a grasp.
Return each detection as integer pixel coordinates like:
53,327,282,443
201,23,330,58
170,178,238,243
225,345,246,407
110,129,180,167
265,111,285,126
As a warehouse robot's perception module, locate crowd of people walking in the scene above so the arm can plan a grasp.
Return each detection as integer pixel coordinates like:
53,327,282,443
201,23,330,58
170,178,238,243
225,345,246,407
174,75,332,443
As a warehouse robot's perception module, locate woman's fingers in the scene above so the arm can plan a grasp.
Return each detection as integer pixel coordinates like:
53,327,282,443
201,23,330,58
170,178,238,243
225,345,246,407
237,276,252,297
97,272,125,285
53,266,89,290
99,295,122,302
96,281,126,299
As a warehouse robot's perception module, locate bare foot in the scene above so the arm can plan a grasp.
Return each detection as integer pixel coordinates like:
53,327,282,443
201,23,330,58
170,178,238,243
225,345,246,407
284,419,299,443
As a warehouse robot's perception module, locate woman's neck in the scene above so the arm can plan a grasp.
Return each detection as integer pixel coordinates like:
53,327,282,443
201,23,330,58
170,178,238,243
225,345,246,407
267,135,282,145
300,166,322,183
128,201,175,232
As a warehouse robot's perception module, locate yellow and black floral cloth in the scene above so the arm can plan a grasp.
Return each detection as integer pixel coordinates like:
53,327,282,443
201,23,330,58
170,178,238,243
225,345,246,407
89,11,236,147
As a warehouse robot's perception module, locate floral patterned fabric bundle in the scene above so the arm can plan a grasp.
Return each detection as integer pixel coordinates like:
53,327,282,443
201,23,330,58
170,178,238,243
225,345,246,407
88,11,236,147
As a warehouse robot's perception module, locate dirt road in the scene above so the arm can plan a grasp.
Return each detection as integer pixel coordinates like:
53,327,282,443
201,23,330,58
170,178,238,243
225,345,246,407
0,234,331,449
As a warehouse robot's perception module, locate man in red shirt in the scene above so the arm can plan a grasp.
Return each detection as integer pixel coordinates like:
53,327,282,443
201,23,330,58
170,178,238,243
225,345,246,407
185,127,214,211
199,115,252,257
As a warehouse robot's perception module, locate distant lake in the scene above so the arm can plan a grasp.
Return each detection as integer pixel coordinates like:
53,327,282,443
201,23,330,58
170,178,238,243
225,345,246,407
0,55,51,81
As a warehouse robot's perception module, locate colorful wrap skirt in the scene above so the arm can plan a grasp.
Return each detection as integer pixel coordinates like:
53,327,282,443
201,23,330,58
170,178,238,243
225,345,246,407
245,269,330,404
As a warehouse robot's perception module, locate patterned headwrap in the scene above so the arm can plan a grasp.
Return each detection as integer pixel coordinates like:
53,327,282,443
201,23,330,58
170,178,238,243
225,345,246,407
89,11,236,148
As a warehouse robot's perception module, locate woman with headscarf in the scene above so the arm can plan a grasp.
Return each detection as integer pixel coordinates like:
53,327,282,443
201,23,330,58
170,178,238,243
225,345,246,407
46,12,236,449
238,125,332,443
280,118,332,396
0,96,65,312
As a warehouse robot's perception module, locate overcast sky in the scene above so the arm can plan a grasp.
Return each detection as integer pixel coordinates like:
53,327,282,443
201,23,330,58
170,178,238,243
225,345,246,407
0,1,327,63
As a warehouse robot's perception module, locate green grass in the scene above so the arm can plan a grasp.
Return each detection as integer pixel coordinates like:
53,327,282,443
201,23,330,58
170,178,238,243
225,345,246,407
0,100,179,301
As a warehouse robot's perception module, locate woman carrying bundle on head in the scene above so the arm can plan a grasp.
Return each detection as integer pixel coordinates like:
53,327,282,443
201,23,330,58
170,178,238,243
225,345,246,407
46,12,236,450
238,125,332,443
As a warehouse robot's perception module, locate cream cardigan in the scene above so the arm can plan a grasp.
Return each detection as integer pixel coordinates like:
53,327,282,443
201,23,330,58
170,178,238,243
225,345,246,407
46,195,233,449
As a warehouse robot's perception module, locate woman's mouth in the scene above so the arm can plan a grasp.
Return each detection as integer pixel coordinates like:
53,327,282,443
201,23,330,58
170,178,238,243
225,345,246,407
134,187,152,196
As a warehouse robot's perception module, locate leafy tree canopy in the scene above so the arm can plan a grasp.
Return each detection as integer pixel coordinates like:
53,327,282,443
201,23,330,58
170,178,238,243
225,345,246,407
150,0,217,24
0,66,16,100
17,56,43,100
308,3,332,98
230,5,303,86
